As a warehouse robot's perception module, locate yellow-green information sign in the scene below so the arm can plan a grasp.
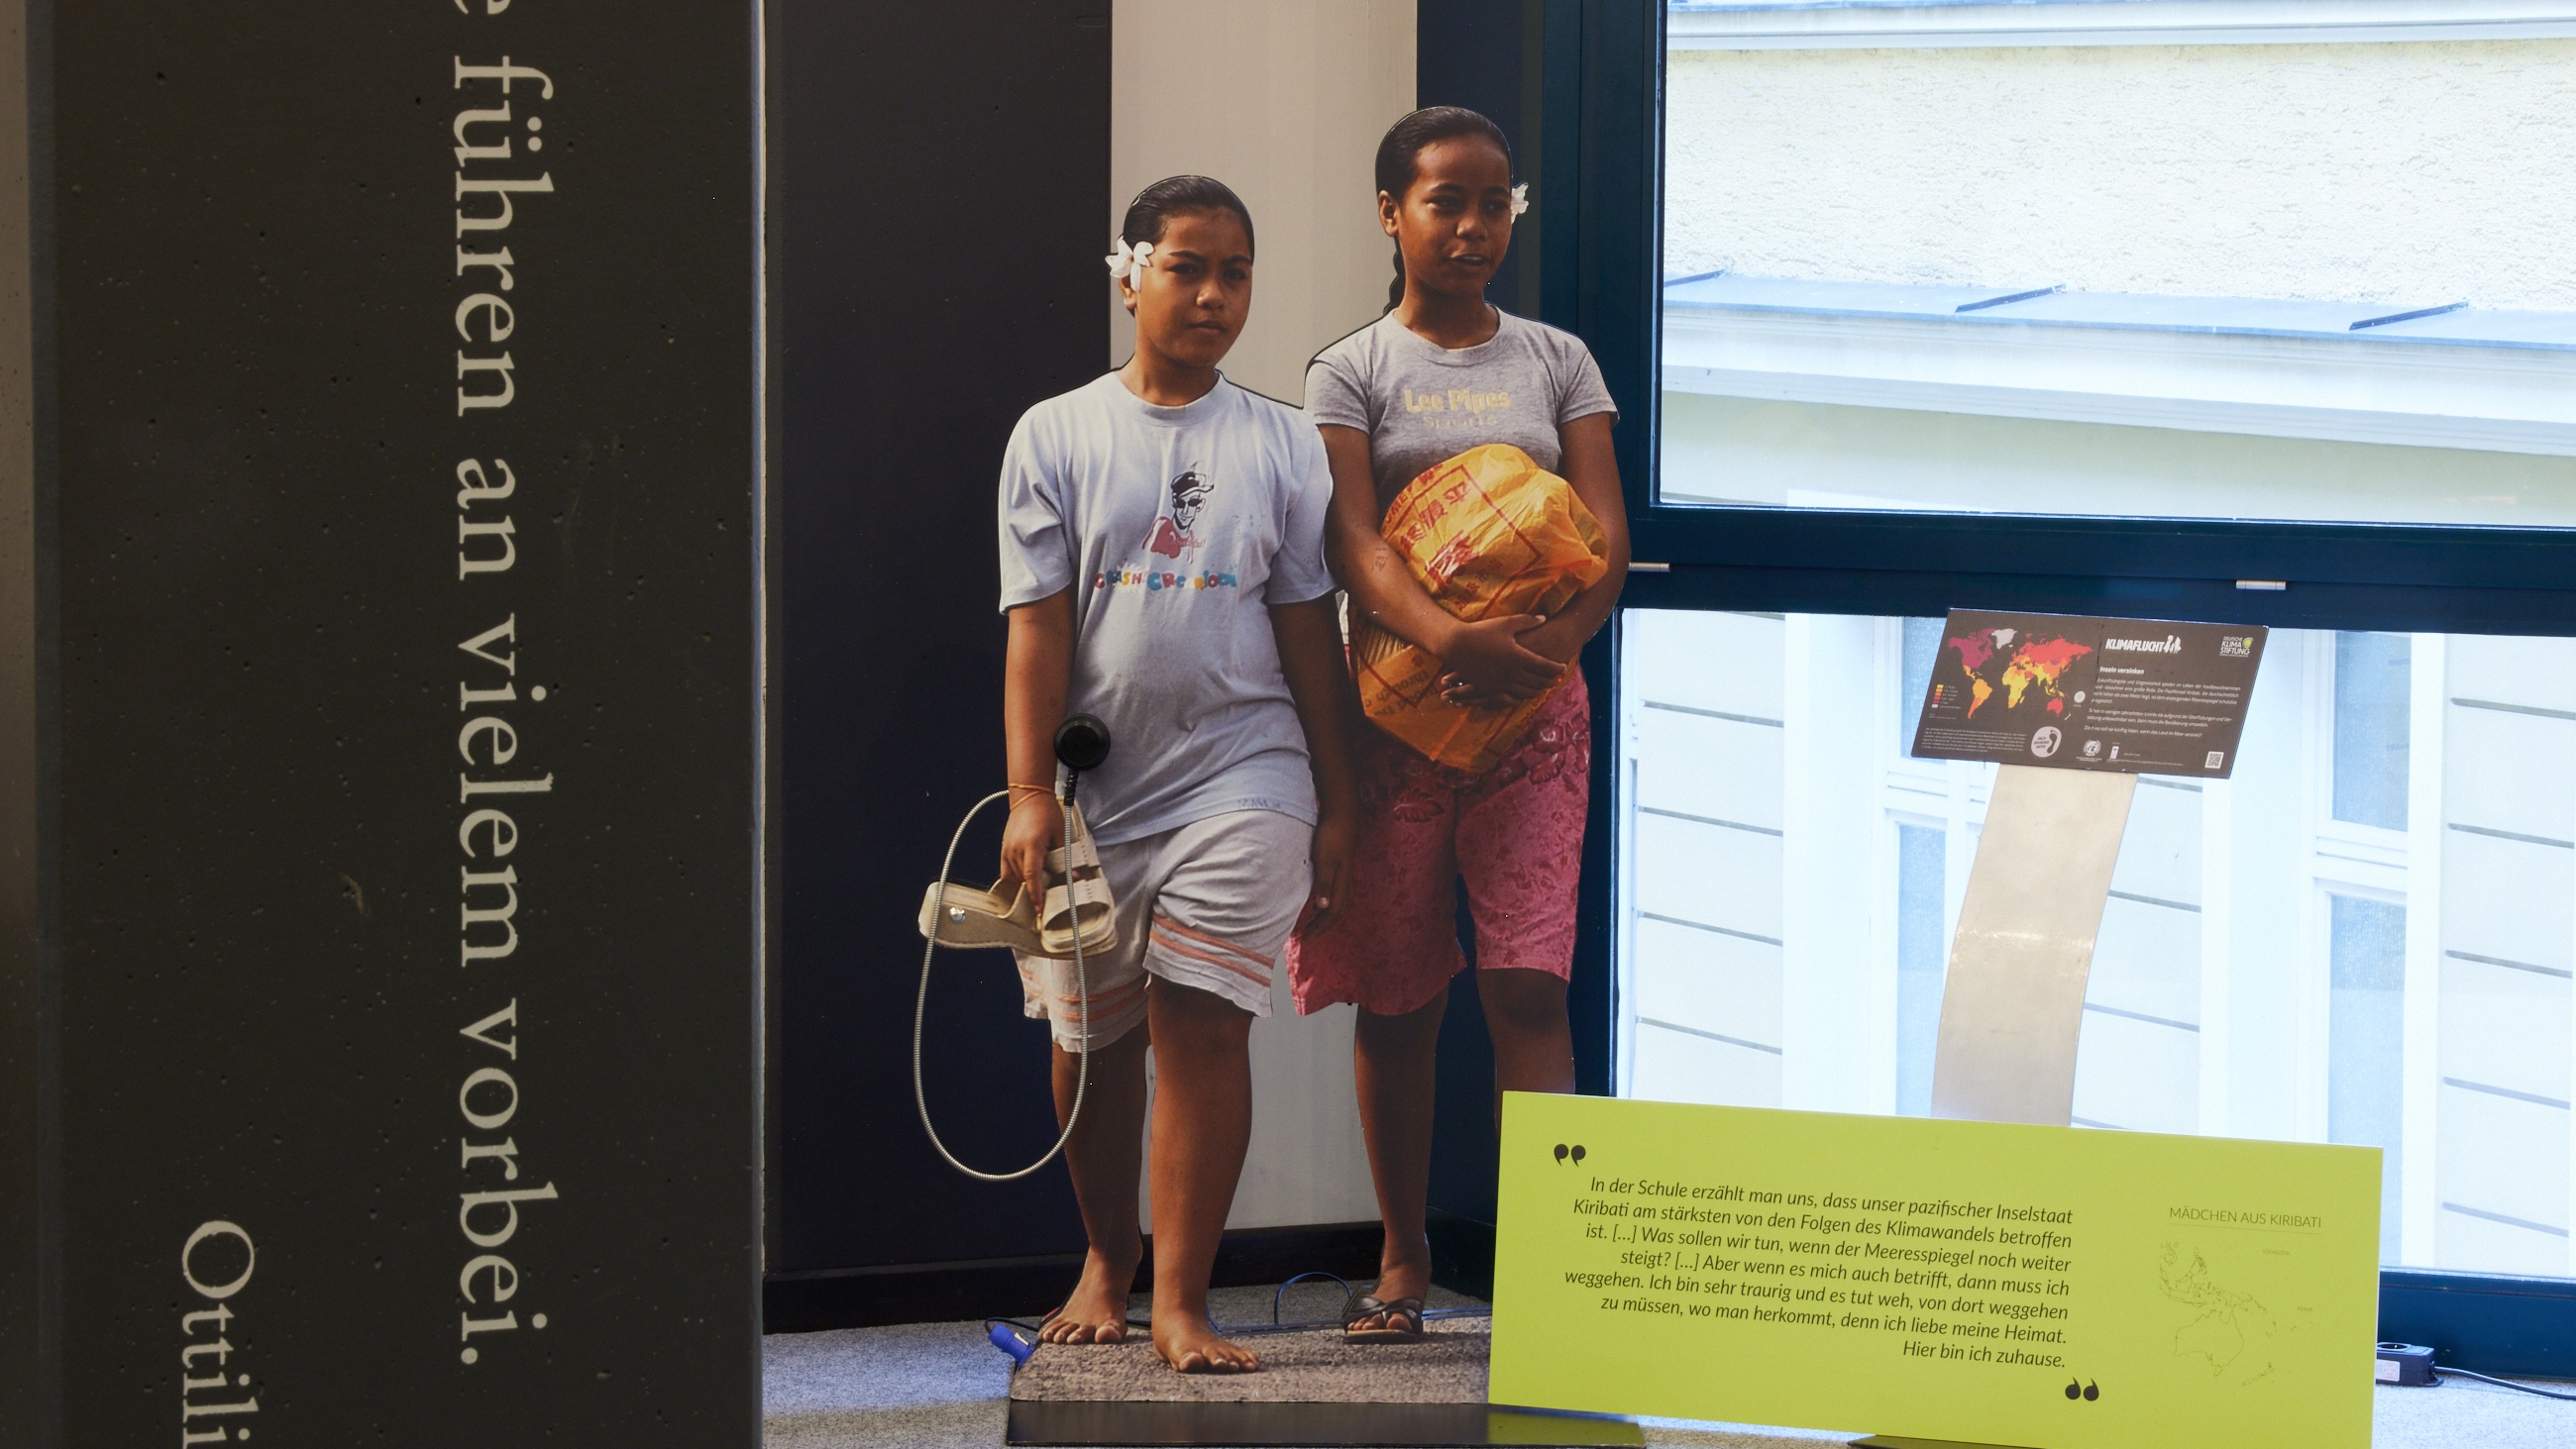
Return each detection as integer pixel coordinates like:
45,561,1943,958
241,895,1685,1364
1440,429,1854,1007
1491,1095,2381,1448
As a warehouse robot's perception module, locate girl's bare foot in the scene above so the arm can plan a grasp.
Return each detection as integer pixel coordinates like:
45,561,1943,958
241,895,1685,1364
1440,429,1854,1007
1153,1308,1258,1373
1040,1247,1138,1344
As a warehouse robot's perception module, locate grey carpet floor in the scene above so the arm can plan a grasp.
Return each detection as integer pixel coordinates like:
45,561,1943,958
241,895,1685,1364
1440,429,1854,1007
762,1284,2576,1449
1012,1316,1490,1404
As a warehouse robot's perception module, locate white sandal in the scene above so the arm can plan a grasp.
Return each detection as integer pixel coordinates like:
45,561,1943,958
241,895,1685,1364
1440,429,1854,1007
1036,800,1118,959
916,877,1044,953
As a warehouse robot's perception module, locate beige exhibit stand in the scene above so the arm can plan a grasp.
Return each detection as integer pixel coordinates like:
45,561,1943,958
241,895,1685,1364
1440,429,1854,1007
1864,763,2140,1449
1929,765,2140,1129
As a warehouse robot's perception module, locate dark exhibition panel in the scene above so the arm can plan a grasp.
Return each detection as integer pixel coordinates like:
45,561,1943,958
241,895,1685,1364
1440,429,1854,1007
5,3,761,1443
765,1,1112,1327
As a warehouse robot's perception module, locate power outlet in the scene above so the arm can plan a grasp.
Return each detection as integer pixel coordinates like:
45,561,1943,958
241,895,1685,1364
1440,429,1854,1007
2376,1342,2435,1387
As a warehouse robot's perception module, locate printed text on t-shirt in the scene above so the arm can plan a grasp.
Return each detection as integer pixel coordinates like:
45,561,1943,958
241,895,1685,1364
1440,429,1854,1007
1405,387,1511,416
1095,566,1239,593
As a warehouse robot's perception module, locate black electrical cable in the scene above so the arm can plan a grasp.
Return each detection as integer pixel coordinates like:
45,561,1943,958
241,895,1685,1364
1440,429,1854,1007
2433,1366,2576,1401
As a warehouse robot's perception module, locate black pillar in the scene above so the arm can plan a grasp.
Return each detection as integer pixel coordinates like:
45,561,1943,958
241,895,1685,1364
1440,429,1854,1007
761,1,1112,1328
3,2,761,1442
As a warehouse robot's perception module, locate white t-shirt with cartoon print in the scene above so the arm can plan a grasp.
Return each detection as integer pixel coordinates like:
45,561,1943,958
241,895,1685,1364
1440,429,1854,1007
998,372,1336,846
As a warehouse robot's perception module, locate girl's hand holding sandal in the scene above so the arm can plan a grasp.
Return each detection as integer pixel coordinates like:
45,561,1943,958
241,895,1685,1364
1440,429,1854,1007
916,786,1115,959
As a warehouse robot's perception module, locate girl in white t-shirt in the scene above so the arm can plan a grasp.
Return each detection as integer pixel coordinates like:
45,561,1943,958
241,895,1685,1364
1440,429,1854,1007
1288,108,1631,1342
993,176,1359,1373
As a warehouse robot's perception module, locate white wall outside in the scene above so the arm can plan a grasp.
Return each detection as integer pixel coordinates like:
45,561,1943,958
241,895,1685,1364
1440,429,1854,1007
1661,33,2576,527
1666,39,2576,310
1661,392,2576,525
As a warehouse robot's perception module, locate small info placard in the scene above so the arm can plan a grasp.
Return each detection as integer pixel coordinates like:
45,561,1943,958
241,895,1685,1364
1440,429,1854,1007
1910,610,2267,777
1489,1095,2380,1449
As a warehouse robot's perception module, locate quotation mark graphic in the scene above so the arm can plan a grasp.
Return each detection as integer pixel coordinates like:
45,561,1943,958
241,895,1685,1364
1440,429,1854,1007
2063,1379,2100,1402
1553,1143,1586,1166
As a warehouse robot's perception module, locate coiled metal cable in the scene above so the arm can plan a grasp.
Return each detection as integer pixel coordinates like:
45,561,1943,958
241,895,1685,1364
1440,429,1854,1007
912,788,1089,1181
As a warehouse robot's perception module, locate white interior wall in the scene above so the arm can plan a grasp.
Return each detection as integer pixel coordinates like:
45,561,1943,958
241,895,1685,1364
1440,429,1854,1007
1111,0,1413,406
1667,39,2576,310
1112,0,1414,1231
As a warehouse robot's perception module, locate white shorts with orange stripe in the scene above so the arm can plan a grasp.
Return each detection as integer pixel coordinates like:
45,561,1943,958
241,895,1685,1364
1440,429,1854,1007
1016,808,1313,1051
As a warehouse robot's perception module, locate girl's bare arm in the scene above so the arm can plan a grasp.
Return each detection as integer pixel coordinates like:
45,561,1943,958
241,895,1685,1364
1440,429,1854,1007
1504,412,1630,669
1269,594,1360,930
1320,424,1560,701
1000,589,1073,898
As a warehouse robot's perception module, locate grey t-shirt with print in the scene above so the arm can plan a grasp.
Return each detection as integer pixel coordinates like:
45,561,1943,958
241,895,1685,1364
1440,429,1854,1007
1304,309,1619,510
997,373,1337,847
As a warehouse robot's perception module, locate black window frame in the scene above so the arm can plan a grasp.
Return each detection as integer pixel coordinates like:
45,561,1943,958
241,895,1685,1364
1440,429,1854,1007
1480,0,2576,1381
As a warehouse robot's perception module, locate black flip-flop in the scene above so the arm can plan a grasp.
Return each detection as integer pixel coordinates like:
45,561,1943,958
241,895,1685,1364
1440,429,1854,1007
1342,1293,1426,1343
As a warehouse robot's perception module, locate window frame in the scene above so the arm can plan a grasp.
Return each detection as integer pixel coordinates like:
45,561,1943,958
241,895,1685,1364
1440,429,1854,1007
1518,0,2576,1378
1630,3,2576,634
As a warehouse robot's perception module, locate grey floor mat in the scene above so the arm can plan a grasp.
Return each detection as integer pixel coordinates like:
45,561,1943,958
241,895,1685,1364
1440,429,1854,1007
1010,1317,1489,1403
763,1283,2576,1448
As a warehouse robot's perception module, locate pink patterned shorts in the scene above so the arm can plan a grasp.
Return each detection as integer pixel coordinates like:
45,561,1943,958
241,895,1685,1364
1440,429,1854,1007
1287,670,1590,1016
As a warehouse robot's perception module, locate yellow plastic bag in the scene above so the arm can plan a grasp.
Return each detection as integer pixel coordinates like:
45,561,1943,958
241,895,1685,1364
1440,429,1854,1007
1353,444,1608,773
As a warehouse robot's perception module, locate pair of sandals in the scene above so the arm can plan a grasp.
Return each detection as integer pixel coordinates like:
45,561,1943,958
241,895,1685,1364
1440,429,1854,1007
1341,1293,1426,1343
916,797,1118,959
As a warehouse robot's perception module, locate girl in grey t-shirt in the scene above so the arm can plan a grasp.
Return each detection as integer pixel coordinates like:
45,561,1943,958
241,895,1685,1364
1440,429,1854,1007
996,176,1361,1375
1287,107,1632,1343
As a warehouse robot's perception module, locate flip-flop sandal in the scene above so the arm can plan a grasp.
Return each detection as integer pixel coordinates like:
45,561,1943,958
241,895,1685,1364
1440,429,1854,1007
1341,1293,1426,1343
917,878,1044,952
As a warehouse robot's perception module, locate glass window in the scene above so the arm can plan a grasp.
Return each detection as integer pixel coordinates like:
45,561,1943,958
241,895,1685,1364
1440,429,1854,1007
1623,1,2576,1303
2332,632,2412,832
2328,892,2407,1264
1658,10,2576,526
1893,820,1945,1118
1617,608,2576,1275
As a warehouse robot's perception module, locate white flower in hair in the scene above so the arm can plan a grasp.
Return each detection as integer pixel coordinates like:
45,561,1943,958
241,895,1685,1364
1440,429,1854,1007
1510,184,1530,219
1106,237,1155,288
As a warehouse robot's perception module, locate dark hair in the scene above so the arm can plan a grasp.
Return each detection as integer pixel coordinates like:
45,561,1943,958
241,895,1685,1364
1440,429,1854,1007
1372,106,1515,311
1119,174,1256,257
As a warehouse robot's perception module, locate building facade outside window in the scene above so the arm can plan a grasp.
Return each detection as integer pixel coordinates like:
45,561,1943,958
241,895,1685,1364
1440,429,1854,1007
1620,612,2576,1278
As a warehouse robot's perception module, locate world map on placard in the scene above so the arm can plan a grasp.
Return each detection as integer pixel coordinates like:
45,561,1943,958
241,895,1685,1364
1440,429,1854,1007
1946,627,2094,719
